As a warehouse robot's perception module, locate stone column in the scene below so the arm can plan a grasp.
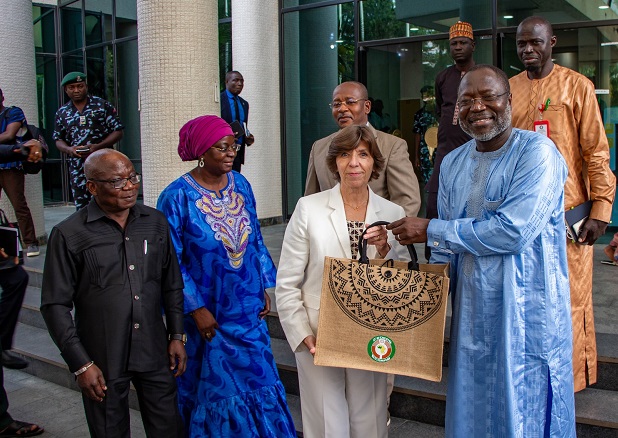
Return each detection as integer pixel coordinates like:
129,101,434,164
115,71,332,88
0,0,45,242
136,0,220,206
231,0,282,219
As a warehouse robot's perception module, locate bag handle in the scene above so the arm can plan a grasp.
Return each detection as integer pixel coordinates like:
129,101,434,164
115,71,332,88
357,220,419,270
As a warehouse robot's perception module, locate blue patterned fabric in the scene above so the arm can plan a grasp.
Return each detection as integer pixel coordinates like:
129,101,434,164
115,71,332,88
0,106,26,169
157,172,296,438
427,129,576,437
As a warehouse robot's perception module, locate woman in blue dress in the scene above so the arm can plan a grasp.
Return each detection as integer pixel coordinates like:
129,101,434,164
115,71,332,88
157,115,296,438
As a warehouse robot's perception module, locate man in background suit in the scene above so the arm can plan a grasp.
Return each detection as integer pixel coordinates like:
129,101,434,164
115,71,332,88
220,71,254,172
305,81,421,217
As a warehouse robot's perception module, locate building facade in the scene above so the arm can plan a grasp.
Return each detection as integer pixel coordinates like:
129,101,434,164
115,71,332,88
14,0,618,224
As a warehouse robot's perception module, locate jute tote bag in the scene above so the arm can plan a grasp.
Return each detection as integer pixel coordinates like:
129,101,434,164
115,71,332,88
314,221,449,381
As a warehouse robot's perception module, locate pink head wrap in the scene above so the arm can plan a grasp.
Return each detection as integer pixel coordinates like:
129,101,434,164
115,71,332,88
177,115,234,161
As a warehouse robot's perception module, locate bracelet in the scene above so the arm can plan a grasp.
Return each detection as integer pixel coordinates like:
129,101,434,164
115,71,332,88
74,361,94,376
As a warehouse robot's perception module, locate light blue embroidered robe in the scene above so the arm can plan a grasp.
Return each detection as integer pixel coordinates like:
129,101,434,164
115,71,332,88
427,129,576,437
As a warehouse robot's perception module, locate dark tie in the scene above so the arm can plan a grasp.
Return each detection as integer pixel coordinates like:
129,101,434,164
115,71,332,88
233,96,241,122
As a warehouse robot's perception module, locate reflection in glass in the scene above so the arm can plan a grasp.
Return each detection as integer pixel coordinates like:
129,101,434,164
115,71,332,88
86,46,113,102
61,1,83,52
85,0,113,44
360,0,406,41
219,0,231,19
360,0,491,41
33,6,56,53
219,22,232,87
283,4,355,214
116,40,141,162
116,1,137,38
497,0,618,26
282,0,325,8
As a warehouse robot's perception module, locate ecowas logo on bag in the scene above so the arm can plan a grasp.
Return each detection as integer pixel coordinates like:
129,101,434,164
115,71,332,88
367,336,396,362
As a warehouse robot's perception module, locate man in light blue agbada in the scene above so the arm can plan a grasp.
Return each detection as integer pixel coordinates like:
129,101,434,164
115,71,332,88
388,64,575,437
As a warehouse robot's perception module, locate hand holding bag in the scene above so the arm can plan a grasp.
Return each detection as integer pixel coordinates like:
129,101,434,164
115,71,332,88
314,221,449,381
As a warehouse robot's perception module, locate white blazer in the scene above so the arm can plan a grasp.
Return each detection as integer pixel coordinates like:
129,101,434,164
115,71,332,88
275,184,410,353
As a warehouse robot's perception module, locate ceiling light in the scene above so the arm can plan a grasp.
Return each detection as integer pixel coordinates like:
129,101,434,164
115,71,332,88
504,15,513,19
599,5,609,9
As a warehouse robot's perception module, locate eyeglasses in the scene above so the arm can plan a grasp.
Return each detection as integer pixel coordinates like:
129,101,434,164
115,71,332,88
329,98,367,109
89,174,141,189
457,91,510,109
211,143,242,153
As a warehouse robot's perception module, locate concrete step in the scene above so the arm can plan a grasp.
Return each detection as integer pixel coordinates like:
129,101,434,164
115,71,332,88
270,335,618,434
267,311,618,391
9,323,448,437
17,271,618,434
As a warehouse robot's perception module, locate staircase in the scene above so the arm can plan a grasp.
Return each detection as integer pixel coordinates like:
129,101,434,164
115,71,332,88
11,225,618,437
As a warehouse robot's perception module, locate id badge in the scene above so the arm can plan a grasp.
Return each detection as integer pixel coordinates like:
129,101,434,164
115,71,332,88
533,120,550,137
79,116,86,126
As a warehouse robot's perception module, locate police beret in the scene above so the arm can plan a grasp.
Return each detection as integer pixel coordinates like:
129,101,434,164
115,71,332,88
61,72,87,87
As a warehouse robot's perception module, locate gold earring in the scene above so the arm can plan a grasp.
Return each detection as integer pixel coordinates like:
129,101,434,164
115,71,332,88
199,157,204,168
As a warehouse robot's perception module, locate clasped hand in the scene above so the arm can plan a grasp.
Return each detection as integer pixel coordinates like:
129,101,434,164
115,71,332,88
363,224,390,257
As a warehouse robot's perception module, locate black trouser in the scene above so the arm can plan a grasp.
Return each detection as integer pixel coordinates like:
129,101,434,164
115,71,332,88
82,367,183,438
0,266,28,431
0,344,11,431
0,266,28,350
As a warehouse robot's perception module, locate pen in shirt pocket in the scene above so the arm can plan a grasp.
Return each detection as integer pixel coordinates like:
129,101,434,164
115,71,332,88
143,239,148,255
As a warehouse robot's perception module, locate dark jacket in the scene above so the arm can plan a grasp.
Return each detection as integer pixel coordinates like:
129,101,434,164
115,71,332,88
220,91,250,164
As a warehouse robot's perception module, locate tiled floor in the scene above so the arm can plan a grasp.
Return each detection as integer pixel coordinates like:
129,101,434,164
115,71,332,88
3,368,145,438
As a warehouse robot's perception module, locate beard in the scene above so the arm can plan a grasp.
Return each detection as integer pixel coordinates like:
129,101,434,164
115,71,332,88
460,104,512,142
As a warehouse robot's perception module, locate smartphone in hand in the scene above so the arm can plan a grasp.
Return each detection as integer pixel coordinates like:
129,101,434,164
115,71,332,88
229,121,245,139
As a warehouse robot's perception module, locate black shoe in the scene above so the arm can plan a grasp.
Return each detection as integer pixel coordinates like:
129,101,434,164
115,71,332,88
1,351,28,369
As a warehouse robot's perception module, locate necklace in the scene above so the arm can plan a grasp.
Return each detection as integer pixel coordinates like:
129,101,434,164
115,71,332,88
343,199,368,211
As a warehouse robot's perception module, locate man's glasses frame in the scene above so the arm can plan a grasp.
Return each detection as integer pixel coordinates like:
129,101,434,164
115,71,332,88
88,174,141,189
457,91,510,109
329,98,367,109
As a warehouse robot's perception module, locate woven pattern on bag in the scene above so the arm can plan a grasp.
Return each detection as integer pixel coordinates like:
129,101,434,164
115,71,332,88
327,259,444,332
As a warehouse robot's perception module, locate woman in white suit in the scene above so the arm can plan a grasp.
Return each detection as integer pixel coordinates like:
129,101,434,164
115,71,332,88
275,125,410,438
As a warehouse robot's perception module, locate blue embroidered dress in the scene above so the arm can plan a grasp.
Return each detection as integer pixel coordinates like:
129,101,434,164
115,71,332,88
157,172,295,438
427,129,576,437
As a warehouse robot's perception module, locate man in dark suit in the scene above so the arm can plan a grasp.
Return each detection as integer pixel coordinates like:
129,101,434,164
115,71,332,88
220,71,254,172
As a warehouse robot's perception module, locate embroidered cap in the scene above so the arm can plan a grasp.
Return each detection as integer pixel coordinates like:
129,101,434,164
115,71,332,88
449,21,473,40
61,72,87,87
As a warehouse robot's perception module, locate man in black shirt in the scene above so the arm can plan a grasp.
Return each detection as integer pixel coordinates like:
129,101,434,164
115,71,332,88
41,149,186,438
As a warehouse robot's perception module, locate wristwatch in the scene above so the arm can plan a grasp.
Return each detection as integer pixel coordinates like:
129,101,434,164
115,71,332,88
168,334,187,345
